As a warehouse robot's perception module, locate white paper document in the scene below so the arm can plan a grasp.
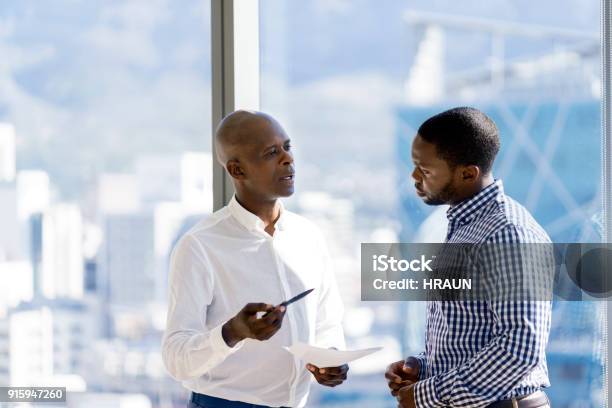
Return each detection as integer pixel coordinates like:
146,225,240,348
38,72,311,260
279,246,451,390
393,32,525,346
285,342,383,367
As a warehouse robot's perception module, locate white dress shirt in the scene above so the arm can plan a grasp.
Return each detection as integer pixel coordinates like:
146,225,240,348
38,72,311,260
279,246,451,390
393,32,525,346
162,196,345,407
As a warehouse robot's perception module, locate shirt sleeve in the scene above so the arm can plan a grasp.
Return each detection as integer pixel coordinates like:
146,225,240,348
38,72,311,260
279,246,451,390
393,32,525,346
161,234,245,381
313,231,346,351
414,351,428,381
414,225,552,407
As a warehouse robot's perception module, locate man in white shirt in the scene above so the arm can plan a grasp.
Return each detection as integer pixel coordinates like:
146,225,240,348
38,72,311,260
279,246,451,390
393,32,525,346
162,110,348,408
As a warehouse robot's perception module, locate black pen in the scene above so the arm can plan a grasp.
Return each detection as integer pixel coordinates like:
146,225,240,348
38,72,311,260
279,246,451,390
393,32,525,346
279,288,314,307
259,288,315,319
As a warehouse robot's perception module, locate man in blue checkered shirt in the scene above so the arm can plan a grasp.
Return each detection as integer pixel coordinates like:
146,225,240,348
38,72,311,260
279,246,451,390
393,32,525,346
385,107,552,408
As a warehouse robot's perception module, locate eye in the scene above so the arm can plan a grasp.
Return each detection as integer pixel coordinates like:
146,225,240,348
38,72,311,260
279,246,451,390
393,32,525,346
421,168,430,176
284,143,291,151
266,148,278,157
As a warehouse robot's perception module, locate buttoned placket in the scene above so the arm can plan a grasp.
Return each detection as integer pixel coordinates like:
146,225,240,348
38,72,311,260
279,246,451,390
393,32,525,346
261,229,301,407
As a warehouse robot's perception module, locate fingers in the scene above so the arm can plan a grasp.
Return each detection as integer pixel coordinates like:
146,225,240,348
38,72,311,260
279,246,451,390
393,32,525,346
385,367,402,382
402,356,420,377
250,306,285,327
389,379,415,397
319,379,344,387
314,365,348,375
385,360,406,383
249,306,286,340
307,364,349,387
262,305,286,324
243,302,274,315
256,320,283,340
397,384,415,406
389,380,408,397
386,360,413,397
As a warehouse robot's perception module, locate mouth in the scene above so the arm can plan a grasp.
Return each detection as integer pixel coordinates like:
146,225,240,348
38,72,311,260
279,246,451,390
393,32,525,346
279,174,295,183
415,185,425,197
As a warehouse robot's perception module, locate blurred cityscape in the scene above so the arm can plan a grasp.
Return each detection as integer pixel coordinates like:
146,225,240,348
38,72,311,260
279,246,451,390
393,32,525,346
0,1,607,407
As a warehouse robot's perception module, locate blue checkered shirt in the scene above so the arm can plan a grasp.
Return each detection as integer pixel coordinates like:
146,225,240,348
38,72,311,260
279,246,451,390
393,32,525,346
413,180,552,407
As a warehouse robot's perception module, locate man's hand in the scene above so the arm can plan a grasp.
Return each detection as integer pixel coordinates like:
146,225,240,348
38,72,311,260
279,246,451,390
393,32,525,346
222,302,286,347
306,363,349,387
385,356,420,397
397,383,416,408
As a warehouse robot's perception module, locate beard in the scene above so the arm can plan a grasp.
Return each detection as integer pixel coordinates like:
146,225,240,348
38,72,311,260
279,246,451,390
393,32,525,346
420,180,456,206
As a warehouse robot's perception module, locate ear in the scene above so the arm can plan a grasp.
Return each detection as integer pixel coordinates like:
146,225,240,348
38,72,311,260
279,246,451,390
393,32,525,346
461,165,480,182
226,159,246,180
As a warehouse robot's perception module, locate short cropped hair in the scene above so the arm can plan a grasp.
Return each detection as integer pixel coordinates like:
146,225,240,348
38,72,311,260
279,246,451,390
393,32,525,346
417,107,500,174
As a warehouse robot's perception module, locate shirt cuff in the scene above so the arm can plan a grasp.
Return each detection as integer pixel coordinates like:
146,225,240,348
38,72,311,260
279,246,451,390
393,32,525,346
209,322,245,357
414,355,427,381
414,377,446,408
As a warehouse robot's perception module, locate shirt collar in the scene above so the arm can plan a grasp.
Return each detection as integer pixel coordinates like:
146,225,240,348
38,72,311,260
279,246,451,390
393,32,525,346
228,195,287,233
446,179,504,226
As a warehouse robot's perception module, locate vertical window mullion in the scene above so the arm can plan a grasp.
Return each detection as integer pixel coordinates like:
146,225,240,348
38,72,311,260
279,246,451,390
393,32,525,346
211,0,260,211
601,1,611,406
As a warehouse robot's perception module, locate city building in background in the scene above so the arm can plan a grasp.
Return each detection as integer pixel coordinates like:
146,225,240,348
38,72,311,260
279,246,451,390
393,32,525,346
259,1,604,407
0,1,606,407
0,123,16,183
0,2,213,406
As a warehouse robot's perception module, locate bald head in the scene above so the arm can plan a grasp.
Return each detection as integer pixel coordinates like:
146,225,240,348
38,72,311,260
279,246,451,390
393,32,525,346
215,110,281,166
213,110,295,200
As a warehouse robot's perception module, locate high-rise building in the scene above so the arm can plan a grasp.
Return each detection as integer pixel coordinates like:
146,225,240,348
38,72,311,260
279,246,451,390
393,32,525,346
295,192,358,307
84,259,97,293
181,152,213,213
41,204,84,299
0,124,16,183
99,214,155,308
132,152,214,212
97,174,141,215
0,184,21,261
136,154,182,207
17,170,50,220
153,202,193,302
8,299,95,386
0,317,9,386
0,262,33,315
30,213,44,295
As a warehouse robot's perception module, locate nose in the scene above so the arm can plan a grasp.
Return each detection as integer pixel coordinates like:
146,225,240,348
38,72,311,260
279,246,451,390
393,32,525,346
281,148,293,166
411,167,421,182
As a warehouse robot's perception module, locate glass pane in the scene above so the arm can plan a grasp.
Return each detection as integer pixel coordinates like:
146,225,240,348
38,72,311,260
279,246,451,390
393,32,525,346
0,1,211,405
260,1,603,407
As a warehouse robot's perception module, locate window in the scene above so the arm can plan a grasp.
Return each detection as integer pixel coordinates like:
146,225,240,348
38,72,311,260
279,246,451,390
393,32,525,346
0,0,211,403
259,1,604,406
0,1,608,406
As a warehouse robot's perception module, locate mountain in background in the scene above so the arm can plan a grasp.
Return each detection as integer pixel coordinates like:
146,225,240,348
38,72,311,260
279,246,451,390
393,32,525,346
0,0,599,198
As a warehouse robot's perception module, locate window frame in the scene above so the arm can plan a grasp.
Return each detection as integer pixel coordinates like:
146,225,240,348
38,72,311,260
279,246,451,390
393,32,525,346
212,2,612,404
210,0,260,210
